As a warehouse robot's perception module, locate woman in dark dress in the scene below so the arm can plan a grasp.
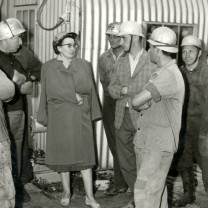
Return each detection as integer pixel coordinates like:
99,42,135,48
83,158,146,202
37,32,101,208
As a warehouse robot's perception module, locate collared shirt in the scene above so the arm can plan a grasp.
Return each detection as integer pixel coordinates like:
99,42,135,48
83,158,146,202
99,48,124,96
129,49,143,77
180,61,208,137
134,59,185,153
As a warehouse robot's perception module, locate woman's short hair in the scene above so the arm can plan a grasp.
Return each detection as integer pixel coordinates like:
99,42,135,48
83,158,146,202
53,32,79,54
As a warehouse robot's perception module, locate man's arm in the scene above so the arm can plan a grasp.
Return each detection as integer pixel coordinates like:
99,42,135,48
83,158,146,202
199,68,208,139
98,57,109,95
0,70,15,102
108,62,125,99
12,69,26,86
15,46,42,81
132,89,152,111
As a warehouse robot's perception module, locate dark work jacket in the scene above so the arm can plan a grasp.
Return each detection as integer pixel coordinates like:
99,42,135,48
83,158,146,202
0,51,29,112
180,61,208,137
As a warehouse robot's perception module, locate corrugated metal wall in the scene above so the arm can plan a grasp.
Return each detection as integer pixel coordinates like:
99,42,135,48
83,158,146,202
32,0,208,169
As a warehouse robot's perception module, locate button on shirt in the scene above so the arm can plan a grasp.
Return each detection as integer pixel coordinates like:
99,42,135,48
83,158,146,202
134,59,185,153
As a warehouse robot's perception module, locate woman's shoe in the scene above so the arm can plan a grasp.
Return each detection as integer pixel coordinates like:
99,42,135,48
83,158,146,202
85,196,101,208
61,193,70,206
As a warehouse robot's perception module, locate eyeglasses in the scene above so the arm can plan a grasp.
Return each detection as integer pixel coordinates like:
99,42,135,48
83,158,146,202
107,35,120,40
60,43,78,48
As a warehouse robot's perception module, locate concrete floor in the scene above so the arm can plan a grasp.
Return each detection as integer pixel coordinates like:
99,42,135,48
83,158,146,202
15,175,208,208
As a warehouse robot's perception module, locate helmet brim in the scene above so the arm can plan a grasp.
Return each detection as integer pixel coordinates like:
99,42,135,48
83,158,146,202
117,31,144,37
148,39,178,53
105,32,118,35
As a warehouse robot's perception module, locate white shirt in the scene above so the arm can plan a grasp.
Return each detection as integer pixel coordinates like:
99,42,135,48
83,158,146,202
126,49,143,107
129,49,143,76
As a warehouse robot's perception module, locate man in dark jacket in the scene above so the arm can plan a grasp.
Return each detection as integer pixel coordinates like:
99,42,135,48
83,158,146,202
173,35,208,207
0,18,34,202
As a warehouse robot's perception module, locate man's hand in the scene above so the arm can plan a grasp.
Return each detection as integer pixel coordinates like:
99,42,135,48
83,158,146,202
12,70,26,86
30,75,37,81
121,86,128,95
76,93,83,105
20,81,33,95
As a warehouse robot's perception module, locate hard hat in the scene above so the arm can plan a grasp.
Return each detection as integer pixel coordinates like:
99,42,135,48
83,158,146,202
181,35,202,49
6,18,26,36
147,27,178,53
105,22,121,35
0,18,25,41
117,21,144,37
0,21,14,40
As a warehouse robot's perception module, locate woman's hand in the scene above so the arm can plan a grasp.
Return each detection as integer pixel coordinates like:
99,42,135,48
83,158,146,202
76,93,83,105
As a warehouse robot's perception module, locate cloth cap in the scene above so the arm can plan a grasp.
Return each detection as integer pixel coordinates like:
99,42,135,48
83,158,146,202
53,32,78,45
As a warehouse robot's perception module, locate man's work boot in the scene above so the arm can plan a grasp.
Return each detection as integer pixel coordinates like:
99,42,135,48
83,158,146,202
173,192,196,207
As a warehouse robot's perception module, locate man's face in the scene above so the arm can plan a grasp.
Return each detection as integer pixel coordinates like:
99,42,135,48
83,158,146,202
107,34,121,49
149,44,158,64
2,35,22,53
120,34,132,51
182,45,200,67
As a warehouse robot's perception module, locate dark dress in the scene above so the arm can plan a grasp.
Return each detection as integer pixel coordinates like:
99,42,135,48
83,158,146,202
37,58,101,172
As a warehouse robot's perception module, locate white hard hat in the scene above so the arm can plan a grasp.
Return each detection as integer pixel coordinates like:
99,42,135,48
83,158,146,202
0,18,25,41
181,35,202,49
106,22,121,35
0,21,14,40
6,18,26,36
147,27,178,53
117,21,144,37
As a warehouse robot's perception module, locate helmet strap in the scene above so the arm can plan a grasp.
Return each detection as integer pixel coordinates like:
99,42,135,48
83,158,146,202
128,35,133,52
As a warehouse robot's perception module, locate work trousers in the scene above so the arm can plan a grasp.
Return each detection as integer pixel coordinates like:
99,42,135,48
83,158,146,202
177,116,208,192
103,96,127,189
115,107,137,192
7,110,25,177
0,139,15,208
134,147,173,208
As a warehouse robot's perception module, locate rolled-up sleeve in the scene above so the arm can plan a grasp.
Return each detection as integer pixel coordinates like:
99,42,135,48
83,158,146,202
144,70,178,102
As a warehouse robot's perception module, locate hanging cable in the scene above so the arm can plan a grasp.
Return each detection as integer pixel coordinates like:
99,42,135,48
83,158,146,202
37,0,64,31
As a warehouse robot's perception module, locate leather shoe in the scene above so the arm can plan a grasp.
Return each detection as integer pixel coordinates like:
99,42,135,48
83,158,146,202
104,187,128,196
173,193,195,207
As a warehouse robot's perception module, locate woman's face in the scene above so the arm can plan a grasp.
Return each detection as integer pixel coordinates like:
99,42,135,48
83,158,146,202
58,37,77,59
